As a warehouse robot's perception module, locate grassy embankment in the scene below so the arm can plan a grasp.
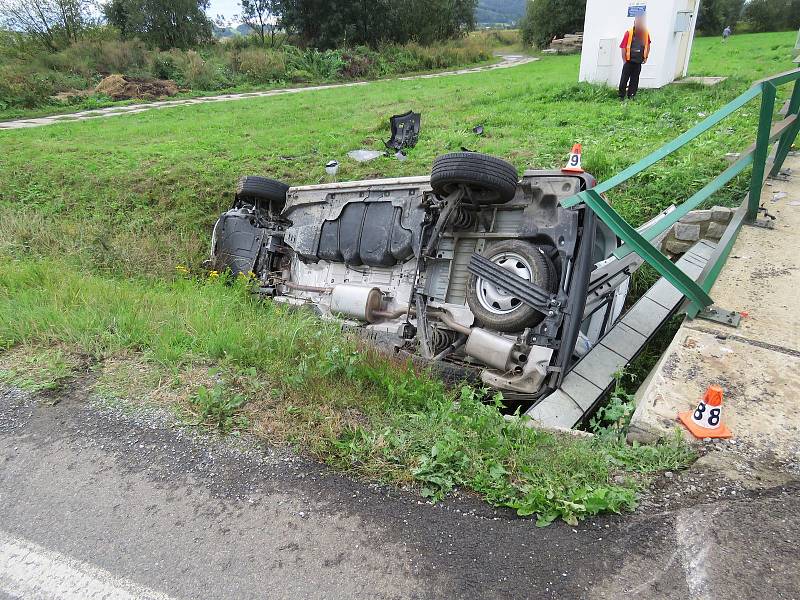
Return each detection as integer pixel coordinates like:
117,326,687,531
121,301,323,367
0,30,522,122
0,31,794,524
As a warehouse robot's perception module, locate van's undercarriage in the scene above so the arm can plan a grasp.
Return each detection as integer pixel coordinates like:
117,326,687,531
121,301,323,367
210,152,636,406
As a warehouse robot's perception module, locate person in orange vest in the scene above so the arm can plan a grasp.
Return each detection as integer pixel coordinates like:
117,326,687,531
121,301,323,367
618,14,652,101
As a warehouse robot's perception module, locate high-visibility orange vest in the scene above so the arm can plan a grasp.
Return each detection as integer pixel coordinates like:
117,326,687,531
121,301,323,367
625,27,650,62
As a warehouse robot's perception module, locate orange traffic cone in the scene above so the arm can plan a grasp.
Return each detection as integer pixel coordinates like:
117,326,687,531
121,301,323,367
562,143,584,173
678,385,732,439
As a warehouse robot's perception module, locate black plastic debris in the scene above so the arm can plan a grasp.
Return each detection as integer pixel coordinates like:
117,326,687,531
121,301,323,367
473,125,484,135
385,111,421,151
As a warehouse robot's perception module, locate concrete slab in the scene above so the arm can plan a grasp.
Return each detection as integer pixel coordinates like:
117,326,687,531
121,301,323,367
628,327,800,466
621,296,672,337
598,322,647,360
630,154,800,464
561,372,605,411
573,345,628,387
693,191,800,353
673,76,728,86
525,390,584,425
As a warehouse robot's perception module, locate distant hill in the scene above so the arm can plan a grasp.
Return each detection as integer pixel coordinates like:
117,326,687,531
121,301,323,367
212,23,257,39
476,0,526,25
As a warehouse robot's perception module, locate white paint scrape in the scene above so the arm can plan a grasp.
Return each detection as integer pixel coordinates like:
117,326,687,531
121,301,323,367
675,507,719,600
0,529,177,600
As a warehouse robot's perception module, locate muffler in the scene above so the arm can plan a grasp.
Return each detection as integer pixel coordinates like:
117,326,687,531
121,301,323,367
329,285,383,322
465,328,524,372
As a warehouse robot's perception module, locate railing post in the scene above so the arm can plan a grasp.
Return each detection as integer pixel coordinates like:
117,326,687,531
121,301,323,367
748,82,777,221
569,190,714,312
769,77,800,177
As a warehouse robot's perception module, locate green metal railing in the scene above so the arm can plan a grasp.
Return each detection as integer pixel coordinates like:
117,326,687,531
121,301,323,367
561,67,800,319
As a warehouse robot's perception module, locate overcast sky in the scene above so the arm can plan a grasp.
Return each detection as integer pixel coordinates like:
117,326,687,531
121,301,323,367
208,0,243,23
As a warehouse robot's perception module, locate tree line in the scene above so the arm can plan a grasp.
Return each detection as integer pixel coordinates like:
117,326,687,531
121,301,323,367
521,0,800,50
0,0,477,51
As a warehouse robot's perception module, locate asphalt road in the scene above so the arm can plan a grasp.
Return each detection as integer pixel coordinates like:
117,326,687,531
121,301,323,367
1,386,798,600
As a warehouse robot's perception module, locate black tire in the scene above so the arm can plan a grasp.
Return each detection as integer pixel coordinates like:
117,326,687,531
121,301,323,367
466,239,556,333
430,152,518,204
235,176,289,210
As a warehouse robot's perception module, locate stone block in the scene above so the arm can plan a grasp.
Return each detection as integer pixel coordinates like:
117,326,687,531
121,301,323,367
674,222,701,241
711,205,733,222
665,238,694,254
679,210,711,224
706,221,728,239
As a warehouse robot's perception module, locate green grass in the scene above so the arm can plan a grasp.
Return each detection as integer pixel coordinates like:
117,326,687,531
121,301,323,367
0,344,82,392
0,260,693,525
0,36,502,122
0,31,792,523
1,32,793,278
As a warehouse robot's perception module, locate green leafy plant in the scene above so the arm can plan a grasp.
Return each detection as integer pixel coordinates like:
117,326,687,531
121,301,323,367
189,379,249,433
590,371,638,439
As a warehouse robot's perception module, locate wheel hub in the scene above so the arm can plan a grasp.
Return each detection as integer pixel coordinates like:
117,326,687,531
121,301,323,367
476,251,533,315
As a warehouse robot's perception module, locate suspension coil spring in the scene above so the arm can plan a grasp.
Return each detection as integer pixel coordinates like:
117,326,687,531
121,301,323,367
450,205,476,230
428,327,457,354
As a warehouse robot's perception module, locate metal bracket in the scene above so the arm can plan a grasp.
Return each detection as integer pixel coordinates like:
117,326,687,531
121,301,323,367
696,305,742,327
768,168,792,181
745,205,777,229
746,218,776,229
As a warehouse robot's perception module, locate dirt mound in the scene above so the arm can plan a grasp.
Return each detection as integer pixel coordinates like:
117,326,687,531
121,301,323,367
96,74,179,101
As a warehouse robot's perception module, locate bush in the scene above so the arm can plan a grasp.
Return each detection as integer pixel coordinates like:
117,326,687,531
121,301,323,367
697,0,745,35
743,0,800,32
285,47,345,80
522,0,587,49
0,35,490,112
150,52,180,80
44,39,150,77
0,67,56,109
237,48,287,82
340,46,380,79
173,50,232,89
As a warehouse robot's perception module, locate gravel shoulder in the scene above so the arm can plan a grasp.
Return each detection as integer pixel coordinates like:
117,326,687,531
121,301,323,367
1,383,798,599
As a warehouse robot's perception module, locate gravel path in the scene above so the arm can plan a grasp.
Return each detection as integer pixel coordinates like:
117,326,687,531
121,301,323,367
0,55,538,131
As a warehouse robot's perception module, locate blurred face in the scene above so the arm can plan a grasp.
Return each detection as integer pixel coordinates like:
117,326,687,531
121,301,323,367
635,15,647,30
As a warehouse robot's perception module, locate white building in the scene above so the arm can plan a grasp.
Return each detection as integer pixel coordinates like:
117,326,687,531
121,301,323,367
579,0,701,89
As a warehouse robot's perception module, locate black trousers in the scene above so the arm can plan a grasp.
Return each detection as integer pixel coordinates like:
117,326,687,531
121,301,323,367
619,61,642,99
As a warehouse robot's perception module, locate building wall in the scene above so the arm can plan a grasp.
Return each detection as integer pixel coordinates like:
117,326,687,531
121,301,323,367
579,0,700,89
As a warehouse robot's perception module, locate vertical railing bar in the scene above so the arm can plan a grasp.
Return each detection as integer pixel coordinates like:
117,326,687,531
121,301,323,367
769,77,800,177
748,82,777,221
572,190,714,310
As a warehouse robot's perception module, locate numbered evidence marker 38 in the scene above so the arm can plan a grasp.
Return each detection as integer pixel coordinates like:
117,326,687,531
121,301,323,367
678,385,732,439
